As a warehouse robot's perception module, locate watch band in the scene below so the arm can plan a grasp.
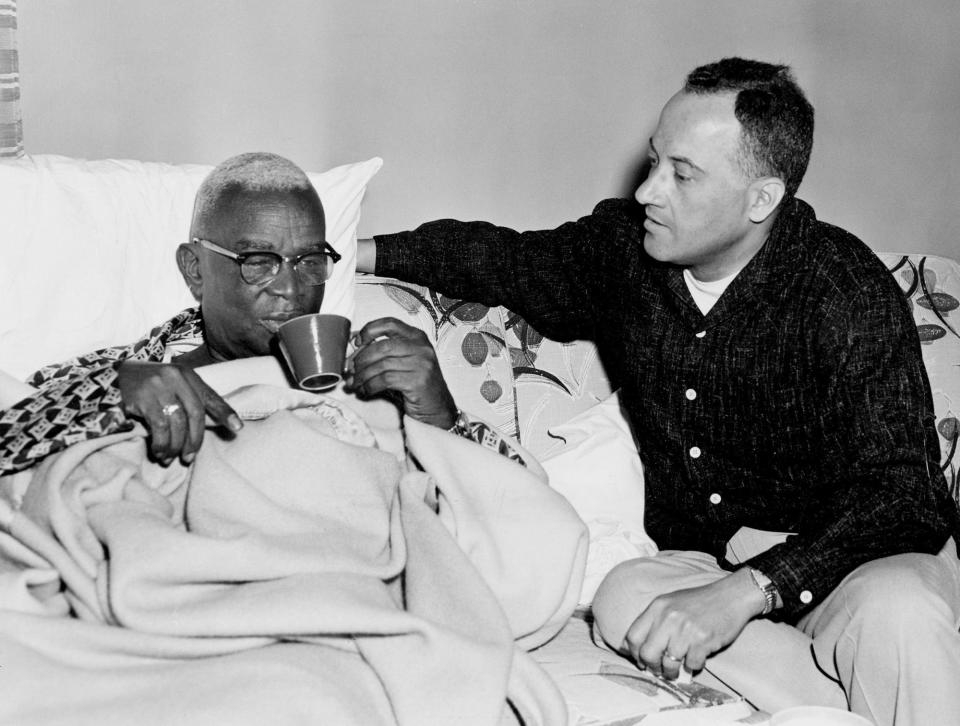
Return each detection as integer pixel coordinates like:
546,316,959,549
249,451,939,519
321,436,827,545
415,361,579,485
747,567,780,616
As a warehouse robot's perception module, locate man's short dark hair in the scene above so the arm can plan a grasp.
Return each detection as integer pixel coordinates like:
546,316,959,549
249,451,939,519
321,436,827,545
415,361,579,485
684,57,814,198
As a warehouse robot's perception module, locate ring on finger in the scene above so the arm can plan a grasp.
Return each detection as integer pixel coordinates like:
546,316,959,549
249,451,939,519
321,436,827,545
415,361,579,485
161,403,182,417
662,652,684,663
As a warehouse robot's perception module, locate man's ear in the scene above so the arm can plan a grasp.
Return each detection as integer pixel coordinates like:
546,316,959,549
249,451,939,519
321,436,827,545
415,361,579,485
176,243,203,302
747,177,786,224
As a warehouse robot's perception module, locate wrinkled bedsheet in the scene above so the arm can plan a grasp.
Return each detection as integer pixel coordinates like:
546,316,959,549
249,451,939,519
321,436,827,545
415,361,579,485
0,382,587,725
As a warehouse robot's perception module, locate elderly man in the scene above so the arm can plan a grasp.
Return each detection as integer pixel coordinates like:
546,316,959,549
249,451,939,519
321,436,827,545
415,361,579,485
0,152,581,726
357,58,960,725
0,152,507,474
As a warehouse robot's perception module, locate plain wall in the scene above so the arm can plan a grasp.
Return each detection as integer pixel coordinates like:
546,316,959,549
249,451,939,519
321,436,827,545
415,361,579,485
16,0,960,257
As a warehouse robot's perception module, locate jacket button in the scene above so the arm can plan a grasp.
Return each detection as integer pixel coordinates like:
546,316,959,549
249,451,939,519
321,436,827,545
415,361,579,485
800,590,813,604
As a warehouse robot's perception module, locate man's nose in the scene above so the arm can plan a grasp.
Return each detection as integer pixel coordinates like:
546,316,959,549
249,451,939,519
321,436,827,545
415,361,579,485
634,168,661,206
265,260,301,297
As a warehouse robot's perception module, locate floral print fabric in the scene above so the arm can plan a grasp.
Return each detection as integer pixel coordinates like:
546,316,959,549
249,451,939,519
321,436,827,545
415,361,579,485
881,253,960,501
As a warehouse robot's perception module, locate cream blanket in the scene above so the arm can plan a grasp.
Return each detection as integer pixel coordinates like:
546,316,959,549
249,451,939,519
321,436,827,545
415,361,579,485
0,378,587,725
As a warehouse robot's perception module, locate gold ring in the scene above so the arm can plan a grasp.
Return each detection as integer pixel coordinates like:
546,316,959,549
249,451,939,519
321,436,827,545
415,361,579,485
161,403,182,417
662,652,683,663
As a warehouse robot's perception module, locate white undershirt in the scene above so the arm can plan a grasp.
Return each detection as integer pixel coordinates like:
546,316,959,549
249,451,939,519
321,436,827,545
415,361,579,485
683,268,738,315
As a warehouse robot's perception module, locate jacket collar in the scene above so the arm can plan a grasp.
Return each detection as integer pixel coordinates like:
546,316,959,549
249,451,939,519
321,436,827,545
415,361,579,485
663,197,815,326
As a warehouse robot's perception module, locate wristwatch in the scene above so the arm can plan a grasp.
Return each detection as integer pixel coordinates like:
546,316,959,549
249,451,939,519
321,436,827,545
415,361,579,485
447,409,472,438
747,567,781,615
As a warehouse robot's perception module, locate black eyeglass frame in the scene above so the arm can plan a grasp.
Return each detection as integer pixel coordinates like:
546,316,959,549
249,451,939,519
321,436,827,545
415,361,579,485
192,237,342,286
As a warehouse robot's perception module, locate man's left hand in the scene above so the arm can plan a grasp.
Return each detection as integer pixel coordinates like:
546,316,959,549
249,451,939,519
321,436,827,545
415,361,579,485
622,567,766,680
344,317,457,429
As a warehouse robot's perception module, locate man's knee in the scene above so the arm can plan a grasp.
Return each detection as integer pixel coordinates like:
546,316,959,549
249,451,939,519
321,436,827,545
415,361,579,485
592,558,650,650
592,552,725,651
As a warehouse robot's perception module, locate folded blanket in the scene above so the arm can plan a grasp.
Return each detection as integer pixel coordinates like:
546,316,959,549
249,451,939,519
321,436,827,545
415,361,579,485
0,382,587,725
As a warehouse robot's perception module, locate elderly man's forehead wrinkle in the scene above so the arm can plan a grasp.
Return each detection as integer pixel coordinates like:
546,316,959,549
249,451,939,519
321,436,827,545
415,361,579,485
202,191,324,251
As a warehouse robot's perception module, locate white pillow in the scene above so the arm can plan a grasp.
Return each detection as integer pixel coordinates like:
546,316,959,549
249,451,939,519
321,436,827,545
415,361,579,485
540,392,657,605
0,154,381,381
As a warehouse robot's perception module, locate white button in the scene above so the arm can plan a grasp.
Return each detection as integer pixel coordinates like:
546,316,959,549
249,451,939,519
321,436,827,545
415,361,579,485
685,388,697,401
695,330,707,338
800,590,813,604
709,492,722,504
689,446,702,459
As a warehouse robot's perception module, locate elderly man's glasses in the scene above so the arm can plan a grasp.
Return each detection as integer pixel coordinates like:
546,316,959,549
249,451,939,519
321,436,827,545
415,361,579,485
192,238,341,286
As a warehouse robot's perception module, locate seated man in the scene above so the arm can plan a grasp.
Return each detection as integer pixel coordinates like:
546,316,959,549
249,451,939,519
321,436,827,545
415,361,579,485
357,58,960,725
0,152,519,474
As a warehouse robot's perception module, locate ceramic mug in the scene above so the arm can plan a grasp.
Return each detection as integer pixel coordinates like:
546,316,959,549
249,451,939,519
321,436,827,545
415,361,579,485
277,313,351,392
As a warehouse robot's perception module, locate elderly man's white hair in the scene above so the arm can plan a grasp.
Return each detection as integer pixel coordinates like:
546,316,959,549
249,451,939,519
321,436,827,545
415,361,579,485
191,152,320,228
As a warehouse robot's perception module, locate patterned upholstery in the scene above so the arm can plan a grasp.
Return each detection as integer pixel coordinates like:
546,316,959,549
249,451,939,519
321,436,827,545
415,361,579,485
357,252,960,502
354,274,614,459
354,276,525,442
879,253,960,501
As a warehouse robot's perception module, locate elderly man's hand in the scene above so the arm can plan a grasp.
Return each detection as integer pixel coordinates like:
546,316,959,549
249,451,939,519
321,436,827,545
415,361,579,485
344,317,457,429
622,568,766,680
117,361,243,466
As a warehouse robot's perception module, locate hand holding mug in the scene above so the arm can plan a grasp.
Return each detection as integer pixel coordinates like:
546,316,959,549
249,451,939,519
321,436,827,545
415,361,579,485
344,317,457,429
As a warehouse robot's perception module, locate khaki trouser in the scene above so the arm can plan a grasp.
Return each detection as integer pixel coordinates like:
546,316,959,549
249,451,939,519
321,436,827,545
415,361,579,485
592,534,960,726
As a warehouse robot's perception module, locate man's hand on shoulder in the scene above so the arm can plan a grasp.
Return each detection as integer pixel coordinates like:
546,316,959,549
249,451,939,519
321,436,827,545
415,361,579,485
344,317,457,429
622,567,767,680
117,361,243,466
